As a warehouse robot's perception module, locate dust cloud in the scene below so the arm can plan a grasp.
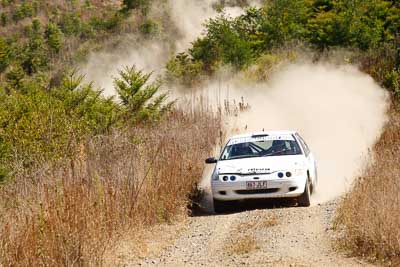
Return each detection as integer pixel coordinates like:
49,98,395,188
200,63,389,204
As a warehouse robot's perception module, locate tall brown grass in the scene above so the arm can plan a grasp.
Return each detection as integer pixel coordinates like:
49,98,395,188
0,109,220,266
335,107,400,265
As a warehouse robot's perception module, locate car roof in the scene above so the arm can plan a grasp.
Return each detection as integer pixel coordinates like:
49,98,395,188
229,130,297,140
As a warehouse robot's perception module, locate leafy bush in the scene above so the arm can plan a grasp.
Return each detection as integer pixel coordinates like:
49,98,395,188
166,53,204,86
12,2,35,22
0,71,117,172
59,12,82,36
89,13,123,32
5,65,25,91
20,21,48,74
193,14,254,69
355,40,400,94
384,69,400,99
139,19,160,36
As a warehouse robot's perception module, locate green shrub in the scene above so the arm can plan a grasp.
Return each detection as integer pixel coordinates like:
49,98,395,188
0,70,119,171
6,65,25,91
0,88,72,169
12,2,34,22
59,13,82,36
52,70,118,134
196,15,254,68
79,21,96,39
384,69,400,98
20,23,47,74
166,53,204,86
0,37,10,73
139,19,160,36
45,22,64,53
114,65,174,122
260,0,311,48
122,0,151,15
89,13,123,32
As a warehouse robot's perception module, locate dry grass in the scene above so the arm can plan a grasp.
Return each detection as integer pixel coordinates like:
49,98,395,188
261,216,279,228
225,234,259,255
0,109,220,266
235,215,279,231
335,107,400,265
225,214,277,256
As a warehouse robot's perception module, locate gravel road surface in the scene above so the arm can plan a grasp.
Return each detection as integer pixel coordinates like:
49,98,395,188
119,197,373,267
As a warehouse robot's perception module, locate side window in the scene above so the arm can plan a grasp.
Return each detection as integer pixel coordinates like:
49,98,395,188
220,145,231,160
296,134,310,156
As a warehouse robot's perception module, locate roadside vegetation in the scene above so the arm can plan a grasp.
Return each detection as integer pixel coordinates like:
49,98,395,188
0,0,220,265
0,0,125,82
1,0,400,265
334,107,400,265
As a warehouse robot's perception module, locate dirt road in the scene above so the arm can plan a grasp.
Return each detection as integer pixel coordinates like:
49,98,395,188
119,195,373,267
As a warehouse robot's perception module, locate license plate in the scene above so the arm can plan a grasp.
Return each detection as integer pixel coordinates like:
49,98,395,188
246,181,268,189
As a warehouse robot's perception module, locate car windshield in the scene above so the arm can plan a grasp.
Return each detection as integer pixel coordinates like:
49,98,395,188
220,135,302,160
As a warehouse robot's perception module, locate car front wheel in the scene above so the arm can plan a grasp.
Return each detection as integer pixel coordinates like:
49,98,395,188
298,180,311,207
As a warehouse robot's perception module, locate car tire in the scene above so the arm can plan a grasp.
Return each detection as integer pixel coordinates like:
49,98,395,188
298,180,311,207
311,181,316,195
213,199,231,213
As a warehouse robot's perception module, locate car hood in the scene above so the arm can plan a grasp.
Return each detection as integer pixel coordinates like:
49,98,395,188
216,155,306,175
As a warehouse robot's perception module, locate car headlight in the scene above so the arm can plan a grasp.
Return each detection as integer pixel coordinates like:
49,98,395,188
294,169,306,176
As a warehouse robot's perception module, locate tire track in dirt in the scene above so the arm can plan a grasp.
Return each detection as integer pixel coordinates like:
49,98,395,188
124,200,374,267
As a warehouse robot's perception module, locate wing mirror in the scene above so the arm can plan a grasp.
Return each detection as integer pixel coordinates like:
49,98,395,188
205,157,218,164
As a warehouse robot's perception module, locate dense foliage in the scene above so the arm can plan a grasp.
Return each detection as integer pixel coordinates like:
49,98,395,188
167,0,400,94
0,65,172,183
0,1,125,82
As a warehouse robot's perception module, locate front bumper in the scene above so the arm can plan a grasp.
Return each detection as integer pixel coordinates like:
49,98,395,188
212,174,307,201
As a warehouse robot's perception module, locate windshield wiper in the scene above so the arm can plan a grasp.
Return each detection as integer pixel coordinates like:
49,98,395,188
262,150,286,157
227,154,260,160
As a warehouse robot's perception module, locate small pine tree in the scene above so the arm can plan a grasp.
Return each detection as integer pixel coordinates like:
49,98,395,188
21,21,47,75
31,19,41,34
0,37,10,73
114,65,174,122
6,65,25,91
0,13,8,27
45,22,64,53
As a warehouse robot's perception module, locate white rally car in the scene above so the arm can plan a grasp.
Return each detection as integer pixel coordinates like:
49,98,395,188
205,131,317,213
